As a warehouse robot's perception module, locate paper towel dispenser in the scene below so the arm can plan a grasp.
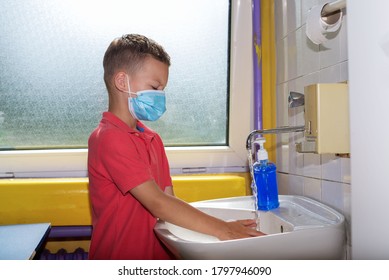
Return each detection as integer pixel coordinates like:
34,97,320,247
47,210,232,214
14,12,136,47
296,83,349,154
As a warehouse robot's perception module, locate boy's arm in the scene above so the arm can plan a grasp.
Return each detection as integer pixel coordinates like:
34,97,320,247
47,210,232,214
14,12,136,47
164,186,174,196
130,180,264,240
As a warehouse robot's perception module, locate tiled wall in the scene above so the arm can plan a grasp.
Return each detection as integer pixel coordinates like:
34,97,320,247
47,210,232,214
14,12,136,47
273,0,351,257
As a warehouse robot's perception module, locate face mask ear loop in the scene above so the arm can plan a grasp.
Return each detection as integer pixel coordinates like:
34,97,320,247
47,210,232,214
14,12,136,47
126,75,139,120
126,75,139,98
126,75,132,96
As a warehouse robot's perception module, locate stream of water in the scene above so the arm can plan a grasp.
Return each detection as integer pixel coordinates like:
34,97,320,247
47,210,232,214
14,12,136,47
247,148,260,231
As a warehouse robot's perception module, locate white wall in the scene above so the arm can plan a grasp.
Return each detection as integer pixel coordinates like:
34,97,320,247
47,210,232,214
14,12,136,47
273,0,351,257
348,0,389,259
275,0,389,260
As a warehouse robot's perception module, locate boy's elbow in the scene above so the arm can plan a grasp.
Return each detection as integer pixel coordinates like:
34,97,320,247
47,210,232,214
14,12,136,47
146,193,171,219
164,186,174,196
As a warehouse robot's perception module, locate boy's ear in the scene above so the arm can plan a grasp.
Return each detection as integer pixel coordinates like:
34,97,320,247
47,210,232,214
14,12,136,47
114,72,129,93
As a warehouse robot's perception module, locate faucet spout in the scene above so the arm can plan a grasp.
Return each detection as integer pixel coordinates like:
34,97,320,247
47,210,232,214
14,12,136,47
246,125,305,149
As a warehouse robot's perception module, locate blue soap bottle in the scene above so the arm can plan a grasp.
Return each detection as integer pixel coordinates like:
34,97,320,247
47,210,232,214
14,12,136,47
253,138,279,211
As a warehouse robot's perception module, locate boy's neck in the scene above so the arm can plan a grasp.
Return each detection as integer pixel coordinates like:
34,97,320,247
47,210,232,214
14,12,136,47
108,107,137,130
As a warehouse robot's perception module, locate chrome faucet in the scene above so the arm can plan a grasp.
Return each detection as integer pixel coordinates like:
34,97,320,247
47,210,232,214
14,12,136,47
246,91,305,150
246,126,305,150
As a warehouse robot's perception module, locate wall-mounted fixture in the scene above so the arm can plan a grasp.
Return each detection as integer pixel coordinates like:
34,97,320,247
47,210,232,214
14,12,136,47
296,83,349,154
306,0,346,45
321,0,346,17
246,83,349,155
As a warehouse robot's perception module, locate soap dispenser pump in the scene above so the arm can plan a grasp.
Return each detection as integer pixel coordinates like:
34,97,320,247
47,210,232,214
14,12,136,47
253,138,280,211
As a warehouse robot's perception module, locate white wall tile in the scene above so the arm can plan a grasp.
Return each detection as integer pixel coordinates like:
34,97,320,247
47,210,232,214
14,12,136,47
340,61,348,82
303,176,322,200
295,27,305,78
277,144,290,173
275,82,289,172
300,25,320,76
341,157,351,184
317,0,330,5
286,0,302,34
321,155,351,184
322,154,342,182
276,83,290,173
289,141,304,176
276,83,288,128
303,153,322,179
287,79,298,126
287,80,304,176
277,172,289,195
319,30,342,69
287,31,298,81
321,180,345,213
293,74,305,94
301,0,320,25
287,78,305,127
339,14,348,62
276,38,288,84
301,71,320,90
342,183,351,220
274,0,288,41
319,63,341,82
289,174,304,195
317,0,345,69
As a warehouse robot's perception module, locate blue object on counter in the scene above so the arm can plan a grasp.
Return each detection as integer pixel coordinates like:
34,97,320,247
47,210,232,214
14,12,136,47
253,138,279,211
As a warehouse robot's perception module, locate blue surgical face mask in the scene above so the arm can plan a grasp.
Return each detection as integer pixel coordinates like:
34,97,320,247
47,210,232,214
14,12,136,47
126,78,166,121
128,90,166,121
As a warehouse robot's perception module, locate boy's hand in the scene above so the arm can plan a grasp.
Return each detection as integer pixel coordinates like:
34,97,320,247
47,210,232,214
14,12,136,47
131,181,265,241
217,219,266,241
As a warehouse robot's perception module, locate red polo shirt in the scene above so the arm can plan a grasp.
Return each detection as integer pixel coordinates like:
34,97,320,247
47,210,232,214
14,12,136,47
87,112,172,259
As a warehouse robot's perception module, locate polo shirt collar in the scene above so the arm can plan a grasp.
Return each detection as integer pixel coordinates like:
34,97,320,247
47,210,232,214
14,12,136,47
102,112,156,137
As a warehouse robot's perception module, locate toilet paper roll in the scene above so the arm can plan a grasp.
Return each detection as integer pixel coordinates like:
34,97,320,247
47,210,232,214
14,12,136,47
306,3,343,45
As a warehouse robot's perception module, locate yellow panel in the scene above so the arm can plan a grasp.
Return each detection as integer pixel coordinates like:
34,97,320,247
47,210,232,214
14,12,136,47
172,175,247,203
0,178,91,226
0,175,248,226
261,0,277,162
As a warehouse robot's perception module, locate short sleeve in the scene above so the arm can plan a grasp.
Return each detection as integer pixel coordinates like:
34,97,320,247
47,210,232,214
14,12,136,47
99,131,153,195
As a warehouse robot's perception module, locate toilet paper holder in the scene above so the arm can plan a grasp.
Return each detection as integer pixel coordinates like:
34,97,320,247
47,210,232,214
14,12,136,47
306,0,346,45
321,0,346,17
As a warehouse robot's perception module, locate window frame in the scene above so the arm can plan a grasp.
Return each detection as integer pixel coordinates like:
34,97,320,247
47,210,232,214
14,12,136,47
0,0,253,178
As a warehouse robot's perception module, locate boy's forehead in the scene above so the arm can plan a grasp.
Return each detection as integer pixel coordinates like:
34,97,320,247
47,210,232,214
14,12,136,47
134,57,169,82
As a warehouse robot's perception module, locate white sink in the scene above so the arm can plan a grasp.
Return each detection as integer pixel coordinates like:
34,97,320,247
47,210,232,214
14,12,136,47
154,195,346,259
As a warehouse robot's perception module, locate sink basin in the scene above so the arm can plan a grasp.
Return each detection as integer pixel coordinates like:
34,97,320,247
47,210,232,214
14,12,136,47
154,195,345,259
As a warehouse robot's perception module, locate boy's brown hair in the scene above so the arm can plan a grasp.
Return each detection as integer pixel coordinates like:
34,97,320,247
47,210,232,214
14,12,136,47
103,34,171,90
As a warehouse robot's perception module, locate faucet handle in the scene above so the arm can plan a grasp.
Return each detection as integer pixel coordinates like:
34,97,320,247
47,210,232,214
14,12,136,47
288,91,305,108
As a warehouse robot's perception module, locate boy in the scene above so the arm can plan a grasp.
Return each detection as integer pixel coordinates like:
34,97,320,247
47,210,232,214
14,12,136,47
87,34,264,260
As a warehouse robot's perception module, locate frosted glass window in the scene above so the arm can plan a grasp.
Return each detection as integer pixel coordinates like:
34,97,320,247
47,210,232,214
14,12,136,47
0,0,230,150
